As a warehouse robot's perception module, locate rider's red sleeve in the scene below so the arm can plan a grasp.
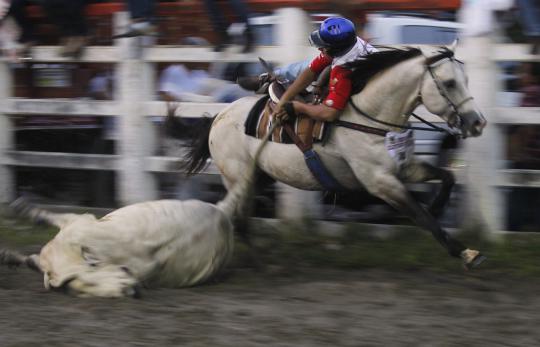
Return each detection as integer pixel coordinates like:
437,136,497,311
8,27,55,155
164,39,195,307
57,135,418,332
323,66,352,110
309,53,332,74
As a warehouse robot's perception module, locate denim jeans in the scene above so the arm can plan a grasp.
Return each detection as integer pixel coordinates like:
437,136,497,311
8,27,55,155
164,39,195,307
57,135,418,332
274,60,310,82
203,0,251,41
518,0,540,36
126,0,155,22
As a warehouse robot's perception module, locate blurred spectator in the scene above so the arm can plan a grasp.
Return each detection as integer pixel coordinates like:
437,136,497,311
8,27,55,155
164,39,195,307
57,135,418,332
46,0,88,57
459,0,514,37
2,0,35,60
159,63,250,103
519,62,540,107
516,0,540,53
159,37,250,103
2,0,88,59
87,66,117,155
0,15,23,61
113,0,156,38
88,67,114,101
203,0,253,52
0,0,8,20
506,61,540,230
506,63,540,169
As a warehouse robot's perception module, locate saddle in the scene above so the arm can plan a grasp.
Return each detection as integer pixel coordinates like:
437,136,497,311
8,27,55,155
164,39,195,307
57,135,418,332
244,81,344,191
244,82,328,145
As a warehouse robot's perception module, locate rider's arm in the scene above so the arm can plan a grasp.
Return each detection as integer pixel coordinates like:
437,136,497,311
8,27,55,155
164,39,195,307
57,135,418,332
276,68,317,107
292,102,340,122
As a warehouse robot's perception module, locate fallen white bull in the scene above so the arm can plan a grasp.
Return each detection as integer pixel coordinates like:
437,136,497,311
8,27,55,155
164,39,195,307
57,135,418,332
0,118,276,298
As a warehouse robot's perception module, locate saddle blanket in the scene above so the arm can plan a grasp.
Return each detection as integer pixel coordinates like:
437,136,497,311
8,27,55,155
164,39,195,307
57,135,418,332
244,95,328,145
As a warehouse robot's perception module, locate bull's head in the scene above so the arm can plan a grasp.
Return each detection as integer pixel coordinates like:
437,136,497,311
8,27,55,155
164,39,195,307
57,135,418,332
3,198,141,298
39,241,141,298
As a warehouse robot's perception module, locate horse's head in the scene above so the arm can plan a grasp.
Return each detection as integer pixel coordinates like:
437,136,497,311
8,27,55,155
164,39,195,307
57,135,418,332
419,46,486,138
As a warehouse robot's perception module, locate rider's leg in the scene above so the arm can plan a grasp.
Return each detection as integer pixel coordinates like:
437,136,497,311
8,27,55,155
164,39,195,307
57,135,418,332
400,160,455,218
237,60,310,91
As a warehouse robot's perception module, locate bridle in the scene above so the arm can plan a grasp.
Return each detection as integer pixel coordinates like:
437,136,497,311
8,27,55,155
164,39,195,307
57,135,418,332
344,50,472,137
422,52,474,130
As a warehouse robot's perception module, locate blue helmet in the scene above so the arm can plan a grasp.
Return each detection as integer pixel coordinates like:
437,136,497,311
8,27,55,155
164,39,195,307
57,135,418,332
309,17,356,51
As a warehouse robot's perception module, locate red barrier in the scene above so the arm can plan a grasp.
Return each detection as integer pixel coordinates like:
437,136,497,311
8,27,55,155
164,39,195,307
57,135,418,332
26,0,460,18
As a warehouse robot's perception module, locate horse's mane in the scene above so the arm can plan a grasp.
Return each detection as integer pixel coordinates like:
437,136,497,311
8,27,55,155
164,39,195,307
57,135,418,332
345,47,423,94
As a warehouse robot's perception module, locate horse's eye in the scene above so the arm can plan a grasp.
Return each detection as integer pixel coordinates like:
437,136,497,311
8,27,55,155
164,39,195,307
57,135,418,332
444,80,456,89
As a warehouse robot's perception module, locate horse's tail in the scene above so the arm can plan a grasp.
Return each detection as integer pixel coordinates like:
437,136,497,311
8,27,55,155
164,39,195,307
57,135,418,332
182,114,215,175
217,121,276,220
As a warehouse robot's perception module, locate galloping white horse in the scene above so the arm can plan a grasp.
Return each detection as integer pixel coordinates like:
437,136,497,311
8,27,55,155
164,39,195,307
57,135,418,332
183,45,487,268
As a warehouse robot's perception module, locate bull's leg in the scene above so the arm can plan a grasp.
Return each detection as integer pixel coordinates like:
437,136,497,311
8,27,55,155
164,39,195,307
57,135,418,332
401,161,455,218
362,171,485,268
0,249,42,272
10,197,83,229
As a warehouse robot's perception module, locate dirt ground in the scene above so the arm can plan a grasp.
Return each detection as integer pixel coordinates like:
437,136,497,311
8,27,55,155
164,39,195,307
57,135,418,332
1,257,540,347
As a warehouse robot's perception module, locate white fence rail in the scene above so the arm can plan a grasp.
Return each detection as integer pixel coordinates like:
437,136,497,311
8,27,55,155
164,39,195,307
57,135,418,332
1,10,540,230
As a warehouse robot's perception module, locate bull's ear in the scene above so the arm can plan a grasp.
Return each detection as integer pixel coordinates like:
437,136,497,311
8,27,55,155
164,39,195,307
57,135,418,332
449,39,458,53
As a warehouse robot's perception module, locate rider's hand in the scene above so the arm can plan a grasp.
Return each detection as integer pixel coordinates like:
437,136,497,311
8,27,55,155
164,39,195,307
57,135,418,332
272,102,289,123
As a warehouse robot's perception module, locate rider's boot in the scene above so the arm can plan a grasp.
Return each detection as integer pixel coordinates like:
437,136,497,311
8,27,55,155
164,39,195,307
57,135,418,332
237,73,272,93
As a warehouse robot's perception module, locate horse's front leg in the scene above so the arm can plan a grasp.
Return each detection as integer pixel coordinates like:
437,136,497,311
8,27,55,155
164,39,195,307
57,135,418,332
400,161,455,218
360,170,484,268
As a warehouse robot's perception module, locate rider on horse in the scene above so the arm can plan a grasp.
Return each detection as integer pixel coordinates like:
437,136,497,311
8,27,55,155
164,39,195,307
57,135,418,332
271,17,377,123
239,17,377,121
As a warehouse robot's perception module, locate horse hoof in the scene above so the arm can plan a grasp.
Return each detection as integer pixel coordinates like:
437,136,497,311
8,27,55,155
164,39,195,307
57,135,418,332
461,249,487,270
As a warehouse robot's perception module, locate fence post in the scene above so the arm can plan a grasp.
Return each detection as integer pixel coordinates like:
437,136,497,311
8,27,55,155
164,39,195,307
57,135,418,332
114,12,158,205
274,7,322,220
0,62,14,203
459,5,507,234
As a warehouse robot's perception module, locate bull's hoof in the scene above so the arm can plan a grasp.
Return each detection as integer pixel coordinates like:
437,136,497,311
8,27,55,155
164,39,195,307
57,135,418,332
461,249,487,270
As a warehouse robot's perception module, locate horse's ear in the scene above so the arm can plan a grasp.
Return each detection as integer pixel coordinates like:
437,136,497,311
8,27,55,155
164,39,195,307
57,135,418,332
448,39,458,53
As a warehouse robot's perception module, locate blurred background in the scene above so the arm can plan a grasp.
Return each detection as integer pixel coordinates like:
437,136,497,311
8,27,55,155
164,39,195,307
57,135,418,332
0,0,538,232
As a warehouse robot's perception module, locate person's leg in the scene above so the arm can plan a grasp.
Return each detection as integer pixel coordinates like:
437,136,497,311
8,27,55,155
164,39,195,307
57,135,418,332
113,0,156,38
203,0,230,51
43,0,68,35
227,0,253,52
517,0,540,53
44,0,87,57
228,0,250,24
126,0,155,23
274,60,310,82
9,0,35,44
63,0,87,37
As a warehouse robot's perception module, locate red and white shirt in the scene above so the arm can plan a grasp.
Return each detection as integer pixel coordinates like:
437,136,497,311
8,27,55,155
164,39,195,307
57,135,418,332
309,37,377,110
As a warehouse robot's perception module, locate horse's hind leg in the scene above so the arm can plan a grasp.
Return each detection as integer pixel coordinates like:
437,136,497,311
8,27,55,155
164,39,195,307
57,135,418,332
401,161,455,218
361,171,484,268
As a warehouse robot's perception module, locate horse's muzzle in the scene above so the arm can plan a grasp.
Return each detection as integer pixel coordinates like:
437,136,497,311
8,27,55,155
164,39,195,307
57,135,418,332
462,112,487,138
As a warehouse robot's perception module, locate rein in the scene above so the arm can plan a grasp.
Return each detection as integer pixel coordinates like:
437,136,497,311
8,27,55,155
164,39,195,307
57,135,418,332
339,52,468,138
346,99,449,133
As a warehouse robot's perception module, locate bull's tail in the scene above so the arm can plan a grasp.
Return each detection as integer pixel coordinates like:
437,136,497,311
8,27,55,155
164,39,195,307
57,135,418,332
10,197,80,229
181,114,215,175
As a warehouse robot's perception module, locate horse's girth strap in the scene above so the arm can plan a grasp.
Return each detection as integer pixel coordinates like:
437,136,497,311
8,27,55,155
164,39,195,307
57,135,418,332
335,120,388,137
